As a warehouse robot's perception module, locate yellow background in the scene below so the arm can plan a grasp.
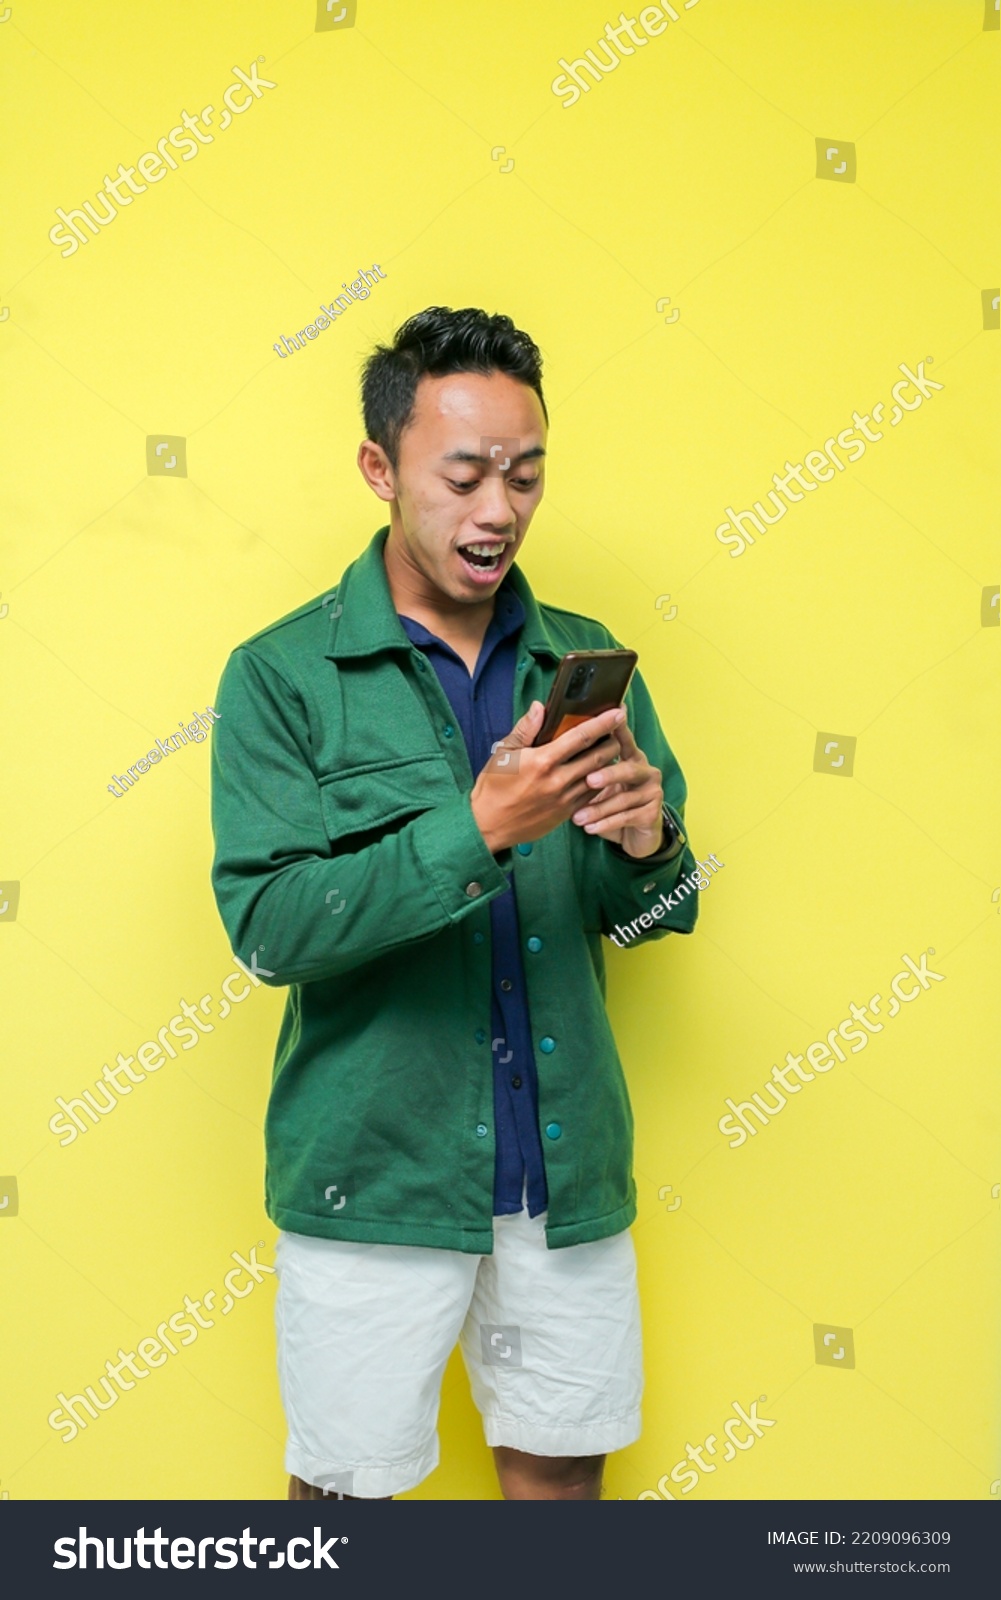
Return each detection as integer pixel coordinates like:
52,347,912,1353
1,0,998,1501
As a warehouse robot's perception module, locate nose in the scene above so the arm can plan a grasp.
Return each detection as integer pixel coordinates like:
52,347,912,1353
474,470,518,532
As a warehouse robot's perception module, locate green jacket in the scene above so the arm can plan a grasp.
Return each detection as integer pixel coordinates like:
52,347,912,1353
209,526,698,1252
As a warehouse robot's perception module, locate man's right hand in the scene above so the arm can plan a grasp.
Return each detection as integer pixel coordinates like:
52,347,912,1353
469,700,626,855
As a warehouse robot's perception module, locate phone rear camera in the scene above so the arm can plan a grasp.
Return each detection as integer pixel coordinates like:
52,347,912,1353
566,664,596,701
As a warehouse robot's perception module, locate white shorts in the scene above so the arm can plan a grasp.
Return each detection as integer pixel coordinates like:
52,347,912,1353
274,1205,643,1498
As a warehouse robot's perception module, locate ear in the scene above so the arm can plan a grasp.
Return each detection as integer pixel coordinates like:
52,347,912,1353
357,439,397,503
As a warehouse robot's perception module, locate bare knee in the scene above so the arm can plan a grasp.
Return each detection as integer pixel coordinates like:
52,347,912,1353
493,1447,605,1500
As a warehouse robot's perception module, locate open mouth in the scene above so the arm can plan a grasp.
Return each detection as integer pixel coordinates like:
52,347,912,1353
456,542,509,580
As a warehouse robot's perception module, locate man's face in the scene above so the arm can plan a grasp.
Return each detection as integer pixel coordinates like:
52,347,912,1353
383,369,547,604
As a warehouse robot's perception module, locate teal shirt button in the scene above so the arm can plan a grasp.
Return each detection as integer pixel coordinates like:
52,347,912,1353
539,1036,556,1053
476,1123,488,1138
443,723,455,738
516,842,533,856
473,931,485,945
526,936,542,953
415,657,426,671
474,1028,486,1044
545,1122,562,1140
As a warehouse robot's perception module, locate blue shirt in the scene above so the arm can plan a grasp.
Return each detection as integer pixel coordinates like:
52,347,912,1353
398,586,548,1218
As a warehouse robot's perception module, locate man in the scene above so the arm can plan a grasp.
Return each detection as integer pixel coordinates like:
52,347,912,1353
209,306,700,1501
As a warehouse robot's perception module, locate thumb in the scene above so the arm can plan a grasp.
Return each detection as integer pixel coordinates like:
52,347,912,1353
504,700,545,748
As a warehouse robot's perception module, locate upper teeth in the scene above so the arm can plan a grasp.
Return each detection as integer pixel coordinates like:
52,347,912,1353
465,544,503,557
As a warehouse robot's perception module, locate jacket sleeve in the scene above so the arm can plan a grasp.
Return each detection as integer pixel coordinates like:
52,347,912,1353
592,654,701,945
209,646,513,986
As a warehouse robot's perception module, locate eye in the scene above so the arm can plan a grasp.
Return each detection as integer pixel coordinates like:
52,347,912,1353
447,478,479,492
510,475,540,491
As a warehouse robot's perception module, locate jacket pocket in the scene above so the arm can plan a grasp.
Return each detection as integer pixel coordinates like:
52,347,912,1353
318,752,458,841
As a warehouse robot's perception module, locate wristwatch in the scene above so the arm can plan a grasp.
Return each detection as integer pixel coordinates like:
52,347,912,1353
656,803,686,860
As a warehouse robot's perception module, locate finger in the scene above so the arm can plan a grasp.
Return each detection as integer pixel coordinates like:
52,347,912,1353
507,700,546,747
548,706,626,762
612,717,642,762
565,776,622,818
574,779,662,821
565,771,610,804
582,780,626,808
484,703,546,775
574,787,657,824
571,784,626,822
585,755,645,790
581,805,662,837
566,783,598,814
561,733,623,780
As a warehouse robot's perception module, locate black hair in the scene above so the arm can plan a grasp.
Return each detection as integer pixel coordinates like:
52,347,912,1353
360,306,548,470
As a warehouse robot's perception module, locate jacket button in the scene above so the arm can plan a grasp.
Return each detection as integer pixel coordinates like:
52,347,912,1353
474,1028,486,1044
500,978,513,992
465,882,483,898
545,1122,562,1140
539,1036,556,1053
511,1076,522,1089
475,1123,488,1138
526,937,542,953
443,723,455,738
516,842,533,856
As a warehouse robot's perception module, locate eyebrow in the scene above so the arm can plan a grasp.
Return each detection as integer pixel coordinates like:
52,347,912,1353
441,446,547,465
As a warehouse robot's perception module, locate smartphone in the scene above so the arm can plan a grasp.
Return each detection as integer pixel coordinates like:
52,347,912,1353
532,649,638,746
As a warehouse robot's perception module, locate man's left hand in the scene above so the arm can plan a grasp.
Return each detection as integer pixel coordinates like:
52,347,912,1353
570,716,665,859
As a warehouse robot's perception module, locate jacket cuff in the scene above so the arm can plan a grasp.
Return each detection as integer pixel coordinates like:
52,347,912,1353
411,793,512,918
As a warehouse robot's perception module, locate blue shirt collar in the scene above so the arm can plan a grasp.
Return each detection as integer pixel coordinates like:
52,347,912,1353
398,579,525,651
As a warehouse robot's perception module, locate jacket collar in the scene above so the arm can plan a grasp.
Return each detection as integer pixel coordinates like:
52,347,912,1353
324,525,563,663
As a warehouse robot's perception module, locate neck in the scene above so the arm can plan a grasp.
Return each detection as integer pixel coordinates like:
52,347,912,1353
382,520,496,649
